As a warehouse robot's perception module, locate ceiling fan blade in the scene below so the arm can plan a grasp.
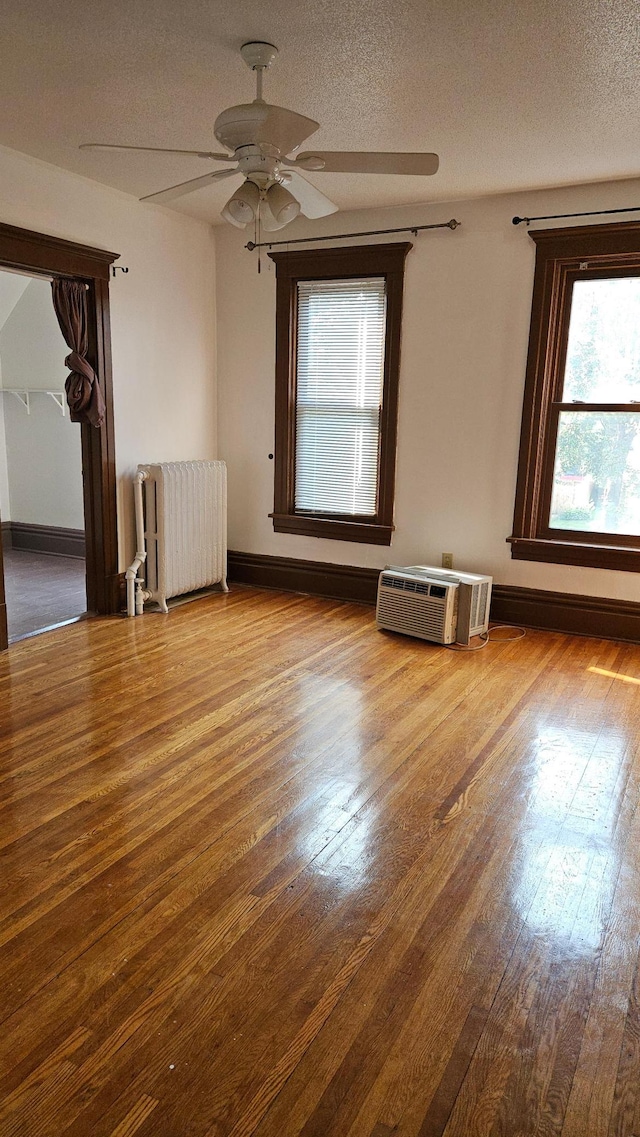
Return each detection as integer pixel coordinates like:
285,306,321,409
285,170,338,219
258,106,319,156
80,143,232,161
292,151,440,175
141,168,239,204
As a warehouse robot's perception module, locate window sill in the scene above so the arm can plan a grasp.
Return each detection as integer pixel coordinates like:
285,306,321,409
271,513,394,545
507,535,640,572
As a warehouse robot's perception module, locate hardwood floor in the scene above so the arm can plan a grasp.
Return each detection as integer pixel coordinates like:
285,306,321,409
1,585,640,1136
3,549,86,643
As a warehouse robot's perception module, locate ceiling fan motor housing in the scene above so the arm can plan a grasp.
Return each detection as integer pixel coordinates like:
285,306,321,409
234,143,281,184
214,103,272,151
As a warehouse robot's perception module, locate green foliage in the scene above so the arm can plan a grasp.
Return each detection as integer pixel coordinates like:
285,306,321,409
556,414,639,486
556,285,640,529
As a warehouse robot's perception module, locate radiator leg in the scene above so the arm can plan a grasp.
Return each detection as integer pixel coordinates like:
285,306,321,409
221,575,229,593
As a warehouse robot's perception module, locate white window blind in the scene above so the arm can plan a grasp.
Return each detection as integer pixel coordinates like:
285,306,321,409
295,277,387,516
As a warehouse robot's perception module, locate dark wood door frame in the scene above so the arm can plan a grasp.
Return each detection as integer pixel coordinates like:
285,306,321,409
0,222,119,650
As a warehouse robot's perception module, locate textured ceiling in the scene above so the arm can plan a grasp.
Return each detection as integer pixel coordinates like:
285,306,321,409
1,0,639,225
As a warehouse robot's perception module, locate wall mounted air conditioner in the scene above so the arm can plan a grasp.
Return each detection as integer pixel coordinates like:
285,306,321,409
376,565,493,645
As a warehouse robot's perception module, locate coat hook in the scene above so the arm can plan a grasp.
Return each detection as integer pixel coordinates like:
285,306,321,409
111,266,129,276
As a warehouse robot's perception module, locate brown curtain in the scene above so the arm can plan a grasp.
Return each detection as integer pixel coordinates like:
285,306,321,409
51,279,105,428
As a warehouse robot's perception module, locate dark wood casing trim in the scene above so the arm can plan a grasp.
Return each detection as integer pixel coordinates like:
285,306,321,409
0,533,5,650
269,513,394,545
509,220,640,573
0,223,116,278
2,522,85,559
508,535,640,572
268,242,411,545
228,550,640,643
0,221,119,649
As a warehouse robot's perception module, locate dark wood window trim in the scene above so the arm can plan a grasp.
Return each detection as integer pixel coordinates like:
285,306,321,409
509,220,640,572
268,242,412,545
0,222,119,649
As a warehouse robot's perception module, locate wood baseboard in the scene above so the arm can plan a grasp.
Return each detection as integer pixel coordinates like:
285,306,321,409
2,521,85,559
228,550,379,605
490,584,640,643
227,550,640,643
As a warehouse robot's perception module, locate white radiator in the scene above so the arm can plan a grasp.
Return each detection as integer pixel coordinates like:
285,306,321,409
138,461,228,613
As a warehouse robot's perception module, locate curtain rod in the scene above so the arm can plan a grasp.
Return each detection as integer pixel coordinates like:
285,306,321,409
512,206,640,226
245,218,460,251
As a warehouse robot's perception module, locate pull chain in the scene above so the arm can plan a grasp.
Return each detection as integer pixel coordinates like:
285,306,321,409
256,204,262,273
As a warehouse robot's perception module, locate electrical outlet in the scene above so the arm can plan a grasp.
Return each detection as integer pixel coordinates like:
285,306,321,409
442,552,454,570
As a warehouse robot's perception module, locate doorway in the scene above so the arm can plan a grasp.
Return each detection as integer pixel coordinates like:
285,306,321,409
0,270,86,641
0,223,119,651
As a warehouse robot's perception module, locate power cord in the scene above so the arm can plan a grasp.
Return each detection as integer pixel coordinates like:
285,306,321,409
488,625,527,641
444,624,527,652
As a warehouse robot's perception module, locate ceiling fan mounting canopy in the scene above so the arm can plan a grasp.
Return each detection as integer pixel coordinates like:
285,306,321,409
79,41,440,229
239,41,279,71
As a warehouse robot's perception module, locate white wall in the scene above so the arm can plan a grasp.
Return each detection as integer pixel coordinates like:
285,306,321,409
0,271,29,522
0,272,28,328
1,392,84,529
0,143,217,567
216,177,640,603
0,276,84,529
0,372,9,522
0,275,67,386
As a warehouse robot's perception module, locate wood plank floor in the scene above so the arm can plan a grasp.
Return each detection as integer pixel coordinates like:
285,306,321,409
4,549,86,643
1,585,640,1136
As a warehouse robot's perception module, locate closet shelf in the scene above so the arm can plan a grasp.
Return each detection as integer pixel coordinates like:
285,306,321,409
1,389,67,416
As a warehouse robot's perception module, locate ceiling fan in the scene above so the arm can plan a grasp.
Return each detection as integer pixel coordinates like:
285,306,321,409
80,41,440,232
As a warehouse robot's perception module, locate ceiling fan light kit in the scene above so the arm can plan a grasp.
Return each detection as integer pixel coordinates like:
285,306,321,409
265,183,300,225
80,41,440,232
221,179,261,227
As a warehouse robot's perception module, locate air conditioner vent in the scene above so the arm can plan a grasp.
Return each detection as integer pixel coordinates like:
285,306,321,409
377,591,447,637
381,574,430,596
470,583,481,630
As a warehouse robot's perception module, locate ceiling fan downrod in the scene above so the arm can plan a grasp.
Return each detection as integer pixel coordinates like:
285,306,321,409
239,41,279,103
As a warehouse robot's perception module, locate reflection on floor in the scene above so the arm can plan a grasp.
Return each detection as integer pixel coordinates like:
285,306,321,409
4,548,86,641
3,591,640,1134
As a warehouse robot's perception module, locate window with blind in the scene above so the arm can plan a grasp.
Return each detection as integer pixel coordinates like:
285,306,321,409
269,243,411,545
295,277,386,517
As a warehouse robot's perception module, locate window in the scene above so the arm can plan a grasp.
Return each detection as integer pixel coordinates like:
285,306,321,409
269,243,411,544
509,222,640,572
